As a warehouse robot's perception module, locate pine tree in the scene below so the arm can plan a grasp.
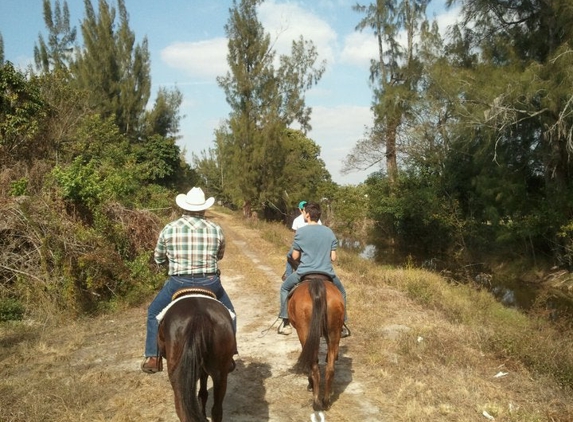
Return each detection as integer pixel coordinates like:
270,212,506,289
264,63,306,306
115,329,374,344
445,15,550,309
71,0,150,137
346,0,430,184
34,0,77,73
216,0,325,216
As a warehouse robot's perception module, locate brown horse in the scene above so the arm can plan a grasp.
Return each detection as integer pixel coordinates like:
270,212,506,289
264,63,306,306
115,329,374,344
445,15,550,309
158,293,236,422
287,274,345,411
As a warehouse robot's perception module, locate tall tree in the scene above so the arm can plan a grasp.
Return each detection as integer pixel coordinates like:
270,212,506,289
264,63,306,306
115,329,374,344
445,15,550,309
216,0,325,217
34,0,77,73
443,0,573,264
345,0,429,184
71,0,150,137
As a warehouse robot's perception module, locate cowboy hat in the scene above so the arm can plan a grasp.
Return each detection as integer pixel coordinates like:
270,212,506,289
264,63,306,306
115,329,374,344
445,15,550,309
175,187,215,211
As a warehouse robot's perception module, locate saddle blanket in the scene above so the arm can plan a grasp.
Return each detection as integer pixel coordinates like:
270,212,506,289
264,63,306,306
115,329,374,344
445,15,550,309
156,294,236,323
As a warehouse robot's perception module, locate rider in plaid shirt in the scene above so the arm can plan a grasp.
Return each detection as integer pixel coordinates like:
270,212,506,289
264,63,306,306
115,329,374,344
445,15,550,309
154,215,225,276
141,187,236,374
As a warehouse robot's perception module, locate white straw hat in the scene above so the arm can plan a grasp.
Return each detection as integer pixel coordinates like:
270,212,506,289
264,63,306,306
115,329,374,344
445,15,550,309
175,187,215,211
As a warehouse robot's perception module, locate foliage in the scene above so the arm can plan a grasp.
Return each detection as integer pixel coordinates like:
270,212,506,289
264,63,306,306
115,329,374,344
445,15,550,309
9,178,28,196
143,86,183,138
0,196,163,315
347,0,430,183
71,0,150,137
0,63,47,167
0,298,25,321
343,0,573,272
0,0,188,317
365,170,464,263
34,0,77,73
328,183,370,239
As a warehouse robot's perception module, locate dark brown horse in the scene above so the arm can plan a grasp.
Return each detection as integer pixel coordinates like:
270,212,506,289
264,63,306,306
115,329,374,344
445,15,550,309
287,274,345,411
158,292,236,422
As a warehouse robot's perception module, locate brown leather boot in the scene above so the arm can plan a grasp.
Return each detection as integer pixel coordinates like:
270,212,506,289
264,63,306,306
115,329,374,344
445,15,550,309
141,356,163,373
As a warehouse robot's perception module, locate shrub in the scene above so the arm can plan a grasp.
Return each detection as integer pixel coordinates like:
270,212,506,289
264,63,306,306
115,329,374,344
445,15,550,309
0,298,25,322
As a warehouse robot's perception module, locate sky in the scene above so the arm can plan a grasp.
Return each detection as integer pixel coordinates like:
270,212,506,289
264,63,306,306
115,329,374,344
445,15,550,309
0,0,459,185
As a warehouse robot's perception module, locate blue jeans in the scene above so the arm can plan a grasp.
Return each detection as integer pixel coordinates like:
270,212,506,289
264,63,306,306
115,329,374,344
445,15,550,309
144,275,236,357
284,249,294,278
279,272,347,322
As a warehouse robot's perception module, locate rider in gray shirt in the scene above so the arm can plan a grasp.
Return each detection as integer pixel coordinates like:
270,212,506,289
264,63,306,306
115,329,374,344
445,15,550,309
277,201,349,337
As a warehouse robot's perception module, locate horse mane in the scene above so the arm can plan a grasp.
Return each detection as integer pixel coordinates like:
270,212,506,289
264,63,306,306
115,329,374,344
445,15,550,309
295,278,327,373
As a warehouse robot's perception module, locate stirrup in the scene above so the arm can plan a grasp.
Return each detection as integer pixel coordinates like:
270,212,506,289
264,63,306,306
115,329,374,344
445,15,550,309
341,323,351,338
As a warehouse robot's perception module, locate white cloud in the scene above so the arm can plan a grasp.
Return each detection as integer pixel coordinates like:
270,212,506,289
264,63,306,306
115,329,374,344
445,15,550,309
258,0,337,66
160,37,228,80
339,31,377,70
309,105,375,185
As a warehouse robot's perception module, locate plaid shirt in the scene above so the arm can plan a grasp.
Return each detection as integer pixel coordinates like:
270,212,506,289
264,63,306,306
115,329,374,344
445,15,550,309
154,214,225,276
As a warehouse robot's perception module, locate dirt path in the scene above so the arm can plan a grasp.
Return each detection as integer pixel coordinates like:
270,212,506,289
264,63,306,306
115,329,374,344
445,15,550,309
215,213,381,422
74,210,383,422
219,219,381,422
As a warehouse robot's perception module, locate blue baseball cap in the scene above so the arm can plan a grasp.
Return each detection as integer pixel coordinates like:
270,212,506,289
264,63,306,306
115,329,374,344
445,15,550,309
298,201,307,209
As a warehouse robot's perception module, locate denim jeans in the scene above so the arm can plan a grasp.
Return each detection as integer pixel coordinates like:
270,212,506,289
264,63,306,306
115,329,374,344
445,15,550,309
279,272,347,321
144,275,236,357
284,249,294,278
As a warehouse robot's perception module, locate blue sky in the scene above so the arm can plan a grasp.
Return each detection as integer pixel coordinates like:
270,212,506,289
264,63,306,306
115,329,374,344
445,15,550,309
0,0,459,185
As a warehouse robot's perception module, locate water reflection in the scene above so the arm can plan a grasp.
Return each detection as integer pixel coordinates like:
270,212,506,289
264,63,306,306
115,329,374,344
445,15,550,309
339,239,377,260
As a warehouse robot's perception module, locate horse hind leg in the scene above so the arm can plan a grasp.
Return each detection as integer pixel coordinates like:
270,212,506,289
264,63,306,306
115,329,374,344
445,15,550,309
210,371,229,422
322,337,340,410
198,371,209,418
311,361,322,411
322,359,335,410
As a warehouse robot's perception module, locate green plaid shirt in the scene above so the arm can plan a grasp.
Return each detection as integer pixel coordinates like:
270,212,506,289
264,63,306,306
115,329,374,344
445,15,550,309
154,215,225,275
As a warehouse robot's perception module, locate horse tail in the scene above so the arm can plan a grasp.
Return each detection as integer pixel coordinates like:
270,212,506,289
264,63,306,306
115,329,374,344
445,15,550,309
176,313,211,422
296,278,327,372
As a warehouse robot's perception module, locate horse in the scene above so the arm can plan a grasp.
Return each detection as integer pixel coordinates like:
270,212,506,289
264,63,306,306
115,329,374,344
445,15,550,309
287,274,345,411
157,289,236,422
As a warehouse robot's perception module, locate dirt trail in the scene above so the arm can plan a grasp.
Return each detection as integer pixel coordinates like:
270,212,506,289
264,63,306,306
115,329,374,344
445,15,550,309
81,210,384,422
216,213,382,422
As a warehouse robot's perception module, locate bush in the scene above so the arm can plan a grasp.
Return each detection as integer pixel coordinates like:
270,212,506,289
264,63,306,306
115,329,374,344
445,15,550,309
0,298,25,322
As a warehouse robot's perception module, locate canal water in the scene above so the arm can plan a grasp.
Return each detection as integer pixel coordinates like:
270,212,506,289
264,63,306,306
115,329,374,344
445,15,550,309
340,240,573,321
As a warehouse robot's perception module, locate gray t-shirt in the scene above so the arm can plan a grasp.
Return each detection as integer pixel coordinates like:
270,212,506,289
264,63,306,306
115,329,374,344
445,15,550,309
292,224,338,277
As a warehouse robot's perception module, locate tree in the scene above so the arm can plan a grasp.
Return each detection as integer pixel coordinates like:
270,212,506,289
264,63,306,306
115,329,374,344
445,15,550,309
0,63,47,167
345,0,430,184
71,0,150,137
216,0,325,217
0,33,4,64
143,87,183,139
34,0,77,73
437,0,573,265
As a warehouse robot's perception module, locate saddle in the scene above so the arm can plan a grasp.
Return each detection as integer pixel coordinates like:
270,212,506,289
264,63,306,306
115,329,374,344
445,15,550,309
167,287,236,323
300,273,332,283
171,287,217,301
157,288,219,324
287,273,333,299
